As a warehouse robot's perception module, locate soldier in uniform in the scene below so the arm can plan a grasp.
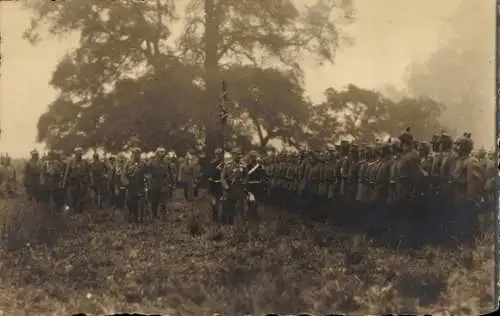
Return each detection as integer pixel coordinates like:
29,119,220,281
90,152,108,209
167,150,179,183
178,150,200,202
63,147,92,213
416,141,432,210
112,154,128,211
246,150,265,221
439,132,457,218
316,152,328,215
338,140,351,204
297,151,310,210
398,128,430,245
450,133,485,241
429,133,444,209
356,145,374,208
306,152,322,212
39,150,65,212
347,144,360,205
150,147,176,219
372,141,393,234
220,148,248,225
24,149,43,202
104,155,116,207
1,155,16,198
124,147,149,223
395,128,421,209
207,148,225,222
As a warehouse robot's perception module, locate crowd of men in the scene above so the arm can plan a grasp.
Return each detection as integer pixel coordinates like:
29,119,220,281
261,130,497,242
11,127,499,242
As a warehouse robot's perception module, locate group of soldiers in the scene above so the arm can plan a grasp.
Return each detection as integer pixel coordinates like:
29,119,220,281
21,143,260,225
22,146,191,223
15,127,499,242
258,129,497,242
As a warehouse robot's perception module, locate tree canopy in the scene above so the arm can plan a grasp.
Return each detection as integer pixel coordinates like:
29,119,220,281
23,0,355,154
23,0,448,154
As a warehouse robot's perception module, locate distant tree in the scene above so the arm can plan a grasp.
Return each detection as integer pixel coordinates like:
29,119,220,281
404,0,495,146
22,0,354,155
302,84,445,147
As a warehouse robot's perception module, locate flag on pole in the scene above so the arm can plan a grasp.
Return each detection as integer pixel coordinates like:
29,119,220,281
219,81,229,125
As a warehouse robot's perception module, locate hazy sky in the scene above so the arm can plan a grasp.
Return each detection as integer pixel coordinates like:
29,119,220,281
0,0,472,157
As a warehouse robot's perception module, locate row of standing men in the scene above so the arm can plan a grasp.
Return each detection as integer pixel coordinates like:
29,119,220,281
23,147,202,222
20,129,498,241
256,130,496,242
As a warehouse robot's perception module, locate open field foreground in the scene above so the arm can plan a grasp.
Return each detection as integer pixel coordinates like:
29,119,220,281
0,190,495,315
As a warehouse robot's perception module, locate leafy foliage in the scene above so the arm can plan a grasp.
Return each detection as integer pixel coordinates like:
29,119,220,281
301,85,444,148
23,0,448,153
23,0,355,154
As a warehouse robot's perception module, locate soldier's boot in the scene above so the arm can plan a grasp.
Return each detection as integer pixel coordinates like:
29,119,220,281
247,201,260,222
151,194,159,219
54,190,64,212
222,199,235,225
95,191,101,209
159,203,167,220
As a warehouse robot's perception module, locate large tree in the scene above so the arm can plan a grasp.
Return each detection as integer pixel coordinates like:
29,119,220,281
38,60,204,154
404,0,495,147
23,0,354,155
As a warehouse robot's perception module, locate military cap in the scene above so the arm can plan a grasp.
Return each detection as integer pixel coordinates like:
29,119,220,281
74,147,83,154
156,146,166,153
30,149,39,155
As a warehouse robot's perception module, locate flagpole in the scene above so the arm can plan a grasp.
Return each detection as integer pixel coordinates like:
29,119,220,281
219,80,229,159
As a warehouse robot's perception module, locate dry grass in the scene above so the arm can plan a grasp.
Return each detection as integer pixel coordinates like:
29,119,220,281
0,189,496,315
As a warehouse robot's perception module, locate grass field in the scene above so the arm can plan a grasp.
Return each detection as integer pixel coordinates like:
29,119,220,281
0,185,496,315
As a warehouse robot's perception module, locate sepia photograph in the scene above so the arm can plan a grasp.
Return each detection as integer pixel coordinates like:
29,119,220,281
0,0,497,314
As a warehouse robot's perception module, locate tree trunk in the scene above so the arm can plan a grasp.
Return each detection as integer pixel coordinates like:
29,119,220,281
203,0,221,158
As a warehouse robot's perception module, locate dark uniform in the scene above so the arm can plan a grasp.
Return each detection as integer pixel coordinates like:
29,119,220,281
220,148,248,225
63,147,92,213
246,150,265,221
125,148,149,223
24,149,43,202
150,147,176,219
450,133,484,241
40,150,65,212
90,153,108,209
207,148,225,222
